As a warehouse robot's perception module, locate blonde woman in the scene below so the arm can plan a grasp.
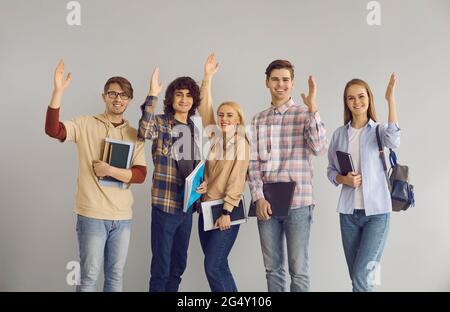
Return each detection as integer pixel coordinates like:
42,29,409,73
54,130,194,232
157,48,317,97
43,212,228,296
197,53,250,292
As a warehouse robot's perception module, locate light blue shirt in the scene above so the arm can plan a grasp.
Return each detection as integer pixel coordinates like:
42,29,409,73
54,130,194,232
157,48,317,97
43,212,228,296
327,119,401,216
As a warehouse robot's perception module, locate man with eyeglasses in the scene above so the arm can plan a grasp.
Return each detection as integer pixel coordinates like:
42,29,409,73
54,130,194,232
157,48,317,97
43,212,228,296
45,60,147,291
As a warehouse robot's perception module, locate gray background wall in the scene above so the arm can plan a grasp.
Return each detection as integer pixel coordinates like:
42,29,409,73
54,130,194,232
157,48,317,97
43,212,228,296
0,0,449,291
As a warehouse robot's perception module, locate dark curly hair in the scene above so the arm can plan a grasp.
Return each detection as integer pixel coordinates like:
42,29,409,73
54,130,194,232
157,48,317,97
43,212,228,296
163,76,200,118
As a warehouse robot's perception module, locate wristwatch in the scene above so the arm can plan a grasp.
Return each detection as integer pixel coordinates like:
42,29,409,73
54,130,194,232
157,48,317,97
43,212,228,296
222,209,232,216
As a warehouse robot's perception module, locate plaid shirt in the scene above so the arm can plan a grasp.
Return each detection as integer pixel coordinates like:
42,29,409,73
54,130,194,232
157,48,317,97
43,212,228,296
138,96,201,214
248,98,327,209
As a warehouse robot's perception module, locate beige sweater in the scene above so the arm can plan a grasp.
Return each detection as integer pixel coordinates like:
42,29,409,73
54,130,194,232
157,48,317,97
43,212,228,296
63,113,146,220
203,133,250,211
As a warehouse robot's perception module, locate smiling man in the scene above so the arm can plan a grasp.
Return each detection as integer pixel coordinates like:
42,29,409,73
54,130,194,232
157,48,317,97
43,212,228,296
138,69,206,292
45,60,147,291
248,59,327,292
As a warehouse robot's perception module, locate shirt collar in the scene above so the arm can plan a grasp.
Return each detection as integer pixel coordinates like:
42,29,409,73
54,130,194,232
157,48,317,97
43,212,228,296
271,98,295,115
345,118,376,129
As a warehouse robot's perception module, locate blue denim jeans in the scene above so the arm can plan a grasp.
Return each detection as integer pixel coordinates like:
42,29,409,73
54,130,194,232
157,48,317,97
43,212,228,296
76,214,131,292
198,215,240,292
257,205,313,292
340,210,390,292
149,207,193,292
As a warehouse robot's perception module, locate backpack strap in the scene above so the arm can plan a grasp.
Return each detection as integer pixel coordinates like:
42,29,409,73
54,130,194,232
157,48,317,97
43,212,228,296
389,148,397,167
376,124,393,194
375,125,388,172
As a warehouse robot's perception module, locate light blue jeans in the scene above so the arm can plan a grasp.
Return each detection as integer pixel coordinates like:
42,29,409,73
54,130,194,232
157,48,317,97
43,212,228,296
340,210,390,292
257,206,313,292
76,214,131,292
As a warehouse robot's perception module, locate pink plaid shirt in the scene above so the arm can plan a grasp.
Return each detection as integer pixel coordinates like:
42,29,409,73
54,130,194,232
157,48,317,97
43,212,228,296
248,98,327,209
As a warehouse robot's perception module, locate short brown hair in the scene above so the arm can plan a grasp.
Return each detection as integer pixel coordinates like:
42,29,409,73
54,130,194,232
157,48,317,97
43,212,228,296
104,76,134,99
265,60,294,80
343,79,377,125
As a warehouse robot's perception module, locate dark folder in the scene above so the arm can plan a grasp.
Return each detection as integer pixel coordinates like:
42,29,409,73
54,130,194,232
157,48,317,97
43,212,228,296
336,151,355,176
211,199,245,223
99,139,134,188
110,144,131,168
248,182,296,217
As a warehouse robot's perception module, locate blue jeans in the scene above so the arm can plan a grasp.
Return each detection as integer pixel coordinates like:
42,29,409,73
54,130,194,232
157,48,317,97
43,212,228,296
76,214,131,292
198,215,240,292
257,206,313,292
149,207,193,292
340,210,390,292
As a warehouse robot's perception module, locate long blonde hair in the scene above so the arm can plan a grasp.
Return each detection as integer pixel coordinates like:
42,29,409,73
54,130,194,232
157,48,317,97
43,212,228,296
343,79,377,125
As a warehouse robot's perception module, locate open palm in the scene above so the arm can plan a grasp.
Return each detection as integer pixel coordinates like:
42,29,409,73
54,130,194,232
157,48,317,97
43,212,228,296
54,59,72,92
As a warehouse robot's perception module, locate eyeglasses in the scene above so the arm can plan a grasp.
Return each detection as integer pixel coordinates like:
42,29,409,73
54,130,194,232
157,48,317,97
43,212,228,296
106,91,130,100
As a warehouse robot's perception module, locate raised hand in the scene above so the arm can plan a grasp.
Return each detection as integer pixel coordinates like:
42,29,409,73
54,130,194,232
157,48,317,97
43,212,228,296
385,73,397,103
204,52,219,78
148,67,163,97
301,75,318,113
54,59,72,93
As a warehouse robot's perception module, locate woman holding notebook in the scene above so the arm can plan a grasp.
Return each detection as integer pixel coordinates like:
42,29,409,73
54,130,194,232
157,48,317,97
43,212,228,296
196,53,250,292
327,74,401,291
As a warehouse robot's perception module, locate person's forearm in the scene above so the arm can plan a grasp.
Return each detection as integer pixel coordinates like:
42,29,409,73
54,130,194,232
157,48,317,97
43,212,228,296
45,107,67,140
49,90,63,109
199,76,215,126
143,96,157,113
109,167,133,183
138,96,158,141
388,100,398,123
304,112,327,155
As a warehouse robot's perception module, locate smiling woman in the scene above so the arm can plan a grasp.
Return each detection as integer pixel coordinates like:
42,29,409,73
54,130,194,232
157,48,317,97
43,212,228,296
327,74,400,292
343,79,377,126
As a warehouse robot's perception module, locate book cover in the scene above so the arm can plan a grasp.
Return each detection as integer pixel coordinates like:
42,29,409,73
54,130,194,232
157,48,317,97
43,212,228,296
201,196,247,231
98,138,135,189
183,161,205,212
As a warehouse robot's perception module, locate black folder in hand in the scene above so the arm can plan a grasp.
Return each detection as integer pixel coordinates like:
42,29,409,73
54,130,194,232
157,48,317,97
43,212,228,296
249,182,296,217
336,151,355,175
211,199,246,224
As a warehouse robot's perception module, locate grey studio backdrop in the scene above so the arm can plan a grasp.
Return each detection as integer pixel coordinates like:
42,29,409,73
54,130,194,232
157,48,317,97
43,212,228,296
0,0,449,291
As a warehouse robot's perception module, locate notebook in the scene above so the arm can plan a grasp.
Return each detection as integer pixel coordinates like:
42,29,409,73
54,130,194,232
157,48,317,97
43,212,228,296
99,138,134,189
248,181,296,217
336,151,355,176
183,161,205,212
201,196,247,231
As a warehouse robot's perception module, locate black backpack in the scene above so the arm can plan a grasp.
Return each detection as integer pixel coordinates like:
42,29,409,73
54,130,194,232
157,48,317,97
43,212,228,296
376,125,415,211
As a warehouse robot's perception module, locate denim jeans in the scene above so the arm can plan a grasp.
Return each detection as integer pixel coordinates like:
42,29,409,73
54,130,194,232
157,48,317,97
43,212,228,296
76,214,131,292
198,215,240,292
149,207,193,292
340,210,390,292
257,205,313,292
